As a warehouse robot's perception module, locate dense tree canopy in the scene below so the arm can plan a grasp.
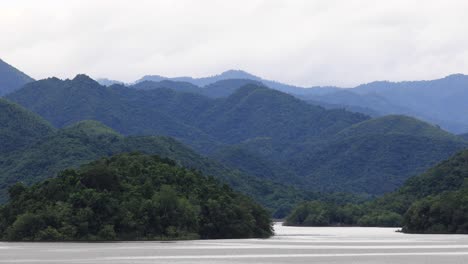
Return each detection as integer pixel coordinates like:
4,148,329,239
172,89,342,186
402,183,468,233
0,98,54,153
0,153,273,241
285,149,468,233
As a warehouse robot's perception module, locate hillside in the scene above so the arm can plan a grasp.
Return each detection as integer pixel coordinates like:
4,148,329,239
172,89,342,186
0,59,34,96
335,115,463,140
6,75,367,151
376,149,468,233
285,149,468,232
196,85,368,145
0,98,54,153
218,115,467,194
0,153,273,240
6,75,221,152
0,114,309,217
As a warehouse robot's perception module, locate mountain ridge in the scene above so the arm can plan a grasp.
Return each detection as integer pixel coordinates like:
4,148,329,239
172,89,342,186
0,58,34,96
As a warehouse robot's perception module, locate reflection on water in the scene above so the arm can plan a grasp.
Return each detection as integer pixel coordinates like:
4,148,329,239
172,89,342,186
0,222,467,264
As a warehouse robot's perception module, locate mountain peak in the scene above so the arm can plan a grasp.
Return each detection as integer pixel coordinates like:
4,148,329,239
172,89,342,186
72,74,94,82
219,69,258,79
443,73,467,80
71,74,100,86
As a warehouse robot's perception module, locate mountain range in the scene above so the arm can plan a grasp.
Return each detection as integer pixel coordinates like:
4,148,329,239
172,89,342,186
5,74,467,196
2,58,468,134
1,58,468,220
97,69,468,133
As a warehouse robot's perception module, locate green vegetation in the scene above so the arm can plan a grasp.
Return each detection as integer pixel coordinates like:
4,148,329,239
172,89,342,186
0,98,54,153
284,200,402,227
285,149,468,233
219,115,467,194
0,100,308,217
0,153,273,241
402,184,468,234
288,115,468,194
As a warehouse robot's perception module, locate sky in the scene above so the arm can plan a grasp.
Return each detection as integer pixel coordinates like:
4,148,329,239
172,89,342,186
1,0,468,87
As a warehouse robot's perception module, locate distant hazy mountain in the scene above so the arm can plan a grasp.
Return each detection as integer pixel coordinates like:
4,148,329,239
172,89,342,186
0,59,34,96
132,79,263,98
132,80,201,94
7,75,467,196
96,78,124,86
136,69,336,95
299,74,468,133
137,70,260,86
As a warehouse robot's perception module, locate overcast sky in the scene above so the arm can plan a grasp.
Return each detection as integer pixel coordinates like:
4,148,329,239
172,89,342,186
1,0,468,87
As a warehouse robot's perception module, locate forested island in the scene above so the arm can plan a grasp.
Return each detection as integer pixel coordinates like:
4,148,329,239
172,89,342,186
0,153,273,241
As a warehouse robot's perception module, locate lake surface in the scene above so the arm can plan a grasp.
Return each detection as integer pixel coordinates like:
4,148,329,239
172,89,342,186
1,223,467,263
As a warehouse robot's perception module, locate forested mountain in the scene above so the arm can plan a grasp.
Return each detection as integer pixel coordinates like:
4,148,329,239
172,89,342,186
7,75,467,196
137,70,468,133
0,115,310,217
285,149,468,233
0,153,273,241
0,59,34,96
6,75,367,152
0,99,54,153
215,115,467,194
6,75,221,152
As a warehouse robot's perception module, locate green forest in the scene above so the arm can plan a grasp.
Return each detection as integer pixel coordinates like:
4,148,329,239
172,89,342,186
285,149,468,233
0,153,273,241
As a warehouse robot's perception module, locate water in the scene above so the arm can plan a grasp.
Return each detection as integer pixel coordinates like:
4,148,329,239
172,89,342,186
1,223,467,263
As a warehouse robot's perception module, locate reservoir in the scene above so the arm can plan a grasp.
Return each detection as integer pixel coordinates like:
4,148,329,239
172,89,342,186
1,222,467,263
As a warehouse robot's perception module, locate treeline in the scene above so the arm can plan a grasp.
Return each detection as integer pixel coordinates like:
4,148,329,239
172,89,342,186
0,153,273,241
403,184,468,233
285,149,468,233
284,201,402,227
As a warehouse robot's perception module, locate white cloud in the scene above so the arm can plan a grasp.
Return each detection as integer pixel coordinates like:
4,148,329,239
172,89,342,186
1,0,468,86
